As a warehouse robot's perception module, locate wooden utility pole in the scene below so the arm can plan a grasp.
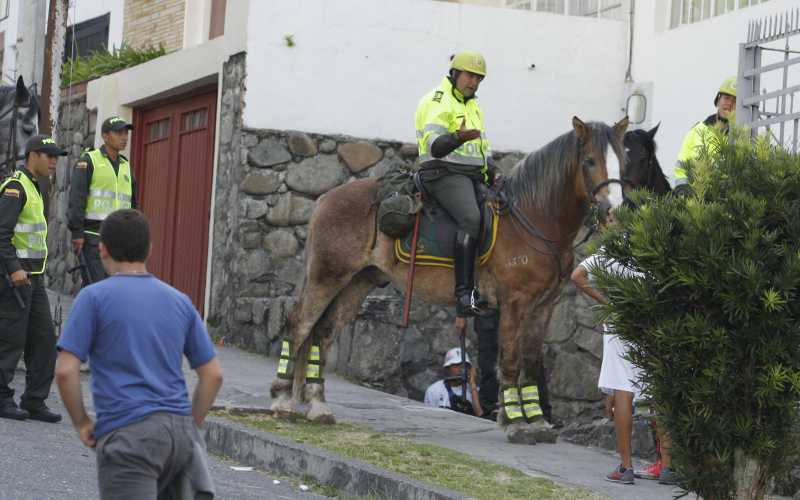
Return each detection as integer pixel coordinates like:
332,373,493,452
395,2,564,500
39,0,69,135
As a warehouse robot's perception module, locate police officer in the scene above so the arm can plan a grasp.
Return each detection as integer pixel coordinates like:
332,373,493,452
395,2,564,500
674,76,737,195
0,135,65,422
415,52,496,317
68,116,137,284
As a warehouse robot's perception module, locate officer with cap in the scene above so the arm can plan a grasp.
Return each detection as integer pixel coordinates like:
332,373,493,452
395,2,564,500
68,116,137,284
0,134,65,422
674,76,737,195
423,347,483,417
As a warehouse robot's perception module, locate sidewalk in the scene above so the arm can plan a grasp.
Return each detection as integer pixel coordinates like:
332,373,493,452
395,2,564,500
207,347,675,500
47,289,674,499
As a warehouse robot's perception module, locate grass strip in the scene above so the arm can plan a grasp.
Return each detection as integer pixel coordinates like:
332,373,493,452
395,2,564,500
220,411,603,500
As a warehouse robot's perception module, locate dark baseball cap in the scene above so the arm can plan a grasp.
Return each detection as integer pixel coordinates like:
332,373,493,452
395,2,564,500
25,134,67,156
101,116,133,133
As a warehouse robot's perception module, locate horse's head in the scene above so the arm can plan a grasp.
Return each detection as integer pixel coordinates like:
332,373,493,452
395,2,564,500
0,76,40,177
623,124,671,197
571,115,628,222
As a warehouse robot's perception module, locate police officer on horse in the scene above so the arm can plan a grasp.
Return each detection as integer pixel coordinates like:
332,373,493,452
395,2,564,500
415,51,496,318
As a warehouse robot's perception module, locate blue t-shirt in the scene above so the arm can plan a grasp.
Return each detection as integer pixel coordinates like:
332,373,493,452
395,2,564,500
57,274,216,439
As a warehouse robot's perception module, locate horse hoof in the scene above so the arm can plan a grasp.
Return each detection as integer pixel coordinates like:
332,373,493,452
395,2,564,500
308,413,336,425
270,397,302,421
506,422,537,445
307,402,336,425
531,422,558,444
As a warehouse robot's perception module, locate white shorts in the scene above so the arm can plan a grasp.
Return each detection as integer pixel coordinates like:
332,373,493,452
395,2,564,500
598,333,644,399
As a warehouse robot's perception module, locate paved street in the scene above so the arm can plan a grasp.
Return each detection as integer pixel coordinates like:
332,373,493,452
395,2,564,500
0,376,326,500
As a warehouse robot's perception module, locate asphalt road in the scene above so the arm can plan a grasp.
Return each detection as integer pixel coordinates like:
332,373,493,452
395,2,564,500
0,375,327,500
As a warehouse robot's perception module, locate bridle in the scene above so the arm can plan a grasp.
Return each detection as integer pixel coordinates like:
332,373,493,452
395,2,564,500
502,142,626,283
0,89,33,174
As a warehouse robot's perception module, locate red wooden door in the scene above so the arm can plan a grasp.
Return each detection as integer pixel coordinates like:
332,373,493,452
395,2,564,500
132,87,217,314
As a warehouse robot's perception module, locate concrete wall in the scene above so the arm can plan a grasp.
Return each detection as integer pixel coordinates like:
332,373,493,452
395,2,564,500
244,0,629,153
123,0,186,52
630,0,798,182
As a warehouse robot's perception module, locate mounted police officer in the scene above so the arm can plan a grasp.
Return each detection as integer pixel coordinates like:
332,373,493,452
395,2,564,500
415,51,496,318
674,76,737,195
68,116,137,284
0,135,66,422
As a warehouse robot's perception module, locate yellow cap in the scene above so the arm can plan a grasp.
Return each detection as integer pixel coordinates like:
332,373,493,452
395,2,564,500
714,76,737,105
450,51,487,77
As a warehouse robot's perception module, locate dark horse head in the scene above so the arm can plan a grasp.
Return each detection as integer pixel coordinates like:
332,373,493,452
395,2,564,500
0,76,40,179
623,124,670,197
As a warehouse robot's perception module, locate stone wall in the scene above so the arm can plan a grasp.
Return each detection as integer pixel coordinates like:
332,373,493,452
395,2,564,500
123,0,185,53
46,86,94,295
210,53,606,422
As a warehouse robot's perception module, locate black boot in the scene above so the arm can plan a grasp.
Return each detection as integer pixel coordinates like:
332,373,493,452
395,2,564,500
454,231,491,317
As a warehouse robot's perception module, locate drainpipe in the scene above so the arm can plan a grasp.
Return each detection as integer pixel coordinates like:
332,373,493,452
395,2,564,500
625,0,635,83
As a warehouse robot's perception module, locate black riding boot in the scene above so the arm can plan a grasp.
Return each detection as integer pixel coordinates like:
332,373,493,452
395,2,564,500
454,231,490,317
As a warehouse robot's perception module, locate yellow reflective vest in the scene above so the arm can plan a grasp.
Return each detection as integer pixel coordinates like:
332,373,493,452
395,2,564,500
85,149,133,233
674,114,729,186
0,170,47,274
415,77,490,181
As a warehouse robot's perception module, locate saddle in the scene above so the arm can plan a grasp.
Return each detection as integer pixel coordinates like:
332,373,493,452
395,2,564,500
393,174,499,269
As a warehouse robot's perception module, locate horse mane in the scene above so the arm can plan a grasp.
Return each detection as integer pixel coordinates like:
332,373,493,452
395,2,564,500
505,122,619,217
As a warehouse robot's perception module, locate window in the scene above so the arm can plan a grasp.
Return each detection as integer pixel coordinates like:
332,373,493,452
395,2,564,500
209,0,227,39
182,108,208,132
0,0,8,21
147,119,170,143
536,0,565,13
568,0,623,19
64,13,110,61
670,0,770,29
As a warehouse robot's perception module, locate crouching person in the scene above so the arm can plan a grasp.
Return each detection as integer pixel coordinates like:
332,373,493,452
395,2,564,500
424,347,483,417
55,209,223,499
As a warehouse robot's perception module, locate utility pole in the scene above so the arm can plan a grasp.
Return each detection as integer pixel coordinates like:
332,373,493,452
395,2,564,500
39,0,69,136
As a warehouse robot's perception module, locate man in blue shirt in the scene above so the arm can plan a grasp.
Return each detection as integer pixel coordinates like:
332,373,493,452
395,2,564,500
55,209,223,499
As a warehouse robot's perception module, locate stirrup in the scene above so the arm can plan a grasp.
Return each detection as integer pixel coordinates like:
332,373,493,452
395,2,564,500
457,289,492,318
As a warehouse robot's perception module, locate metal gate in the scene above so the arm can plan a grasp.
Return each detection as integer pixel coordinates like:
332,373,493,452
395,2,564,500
132,86,217,313
737,8,800,153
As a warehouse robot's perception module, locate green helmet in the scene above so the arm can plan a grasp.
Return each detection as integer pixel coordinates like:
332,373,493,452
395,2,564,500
450,51,487,77
714,76,737,106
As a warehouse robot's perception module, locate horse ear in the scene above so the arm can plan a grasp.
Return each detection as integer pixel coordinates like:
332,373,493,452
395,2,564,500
613,116,629,138
647,122,661,140
15,76,29,102
572,116,588,141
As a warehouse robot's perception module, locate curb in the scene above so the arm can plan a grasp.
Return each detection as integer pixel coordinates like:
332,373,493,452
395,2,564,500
203,416,470,500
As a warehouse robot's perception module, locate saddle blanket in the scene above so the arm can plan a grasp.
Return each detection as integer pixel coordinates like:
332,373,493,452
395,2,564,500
395,203,498,269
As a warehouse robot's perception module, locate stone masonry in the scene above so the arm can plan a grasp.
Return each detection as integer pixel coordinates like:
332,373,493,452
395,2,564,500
46,85,94,295
209,53,607,423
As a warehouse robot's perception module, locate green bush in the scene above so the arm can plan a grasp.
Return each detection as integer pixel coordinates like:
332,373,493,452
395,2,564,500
61,43,167,88
593,130,800,499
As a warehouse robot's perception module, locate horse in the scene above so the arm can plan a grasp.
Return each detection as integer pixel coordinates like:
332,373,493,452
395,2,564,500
0,76,40,180
270,116,629,444
623,124,670,197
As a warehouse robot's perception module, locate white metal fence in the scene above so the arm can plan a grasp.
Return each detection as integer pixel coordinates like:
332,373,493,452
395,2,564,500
737,8,800,153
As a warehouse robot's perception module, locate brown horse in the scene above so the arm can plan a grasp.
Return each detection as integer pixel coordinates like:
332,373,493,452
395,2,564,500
270,116,629,443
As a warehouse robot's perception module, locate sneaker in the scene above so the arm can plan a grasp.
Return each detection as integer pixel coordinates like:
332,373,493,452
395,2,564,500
634,460,662,480
658,467,678,485
605,465,635,484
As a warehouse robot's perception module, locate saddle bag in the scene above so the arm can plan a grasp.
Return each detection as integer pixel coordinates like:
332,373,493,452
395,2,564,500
376,168,422,238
